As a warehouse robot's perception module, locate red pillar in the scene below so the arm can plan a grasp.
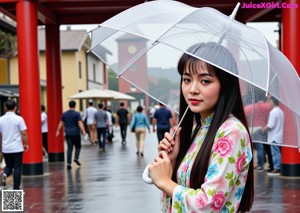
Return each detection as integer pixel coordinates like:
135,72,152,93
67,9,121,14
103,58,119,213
45,25,64,162
281,0,300,176
16,0,43,175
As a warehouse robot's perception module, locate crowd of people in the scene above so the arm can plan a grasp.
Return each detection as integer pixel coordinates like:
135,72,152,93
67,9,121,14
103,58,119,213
0,92,285,195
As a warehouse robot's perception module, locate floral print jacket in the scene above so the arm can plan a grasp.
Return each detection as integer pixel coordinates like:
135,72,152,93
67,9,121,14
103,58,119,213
161,114,252,213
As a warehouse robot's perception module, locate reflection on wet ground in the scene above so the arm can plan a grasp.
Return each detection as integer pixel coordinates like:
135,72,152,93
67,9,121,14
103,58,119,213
1,128,300,212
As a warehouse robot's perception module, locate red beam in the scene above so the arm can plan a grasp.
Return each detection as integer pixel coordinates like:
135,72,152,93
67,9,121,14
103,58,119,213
37,3,57,25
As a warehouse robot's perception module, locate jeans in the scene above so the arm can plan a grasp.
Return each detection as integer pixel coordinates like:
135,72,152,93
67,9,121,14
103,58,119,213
255,143,265,168
120,124,128,141
264,144,274,170
157,128,170,143
97,127,107,149
65,135,81,165
3,152,23,189
271,141,281,170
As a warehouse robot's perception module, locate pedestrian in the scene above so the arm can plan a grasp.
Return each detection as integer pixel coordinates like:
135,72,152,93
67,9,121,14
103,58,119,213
0,99,29,189
116,102,130,144
244,90,274,172
83,100,98,144
152,102,173,143
130,106,151,157
263,96,284,176
41,105,48,157
56,100,86,169
94,103,109,151
104,107,114,143
148,43,254,212
148,105,156,125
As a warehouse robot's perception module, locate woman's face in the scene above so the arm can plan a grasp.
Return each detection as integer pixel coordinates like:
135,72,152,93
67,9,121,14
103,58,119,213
181,61,221,120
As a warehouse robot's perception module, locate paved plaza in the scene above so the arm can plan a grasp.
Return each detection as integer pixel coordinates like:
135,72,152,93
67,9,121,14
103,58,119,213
1,127,300,212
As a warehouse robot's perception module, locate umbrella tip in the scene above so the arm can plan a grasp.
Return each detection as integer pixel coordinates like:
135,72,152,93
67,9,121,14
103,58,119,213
229,2,240,20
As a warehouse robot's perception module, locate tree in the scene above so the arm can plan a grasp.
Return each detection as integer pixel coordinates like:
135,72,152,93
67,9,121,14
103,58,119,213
0,30,17,58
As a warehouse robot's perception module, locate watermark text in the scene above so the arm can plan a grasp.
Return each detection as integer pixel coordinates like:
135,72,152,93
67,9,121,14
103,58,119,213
241,2,298,9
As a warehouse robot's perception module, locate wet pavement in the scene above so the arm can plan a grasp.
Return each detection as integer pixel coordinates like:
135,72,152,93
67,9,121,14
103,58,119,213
1,127,300,212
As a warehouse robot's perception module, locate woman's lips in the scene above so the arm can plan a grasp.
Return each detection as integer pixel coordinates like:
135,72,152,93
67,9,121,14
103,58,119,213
189,99,201,105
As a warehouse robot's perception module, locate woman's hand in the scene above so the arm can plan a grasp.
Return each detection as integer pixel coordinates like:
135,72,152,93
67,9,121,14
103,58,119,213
149,151,173,190
158,127,181,162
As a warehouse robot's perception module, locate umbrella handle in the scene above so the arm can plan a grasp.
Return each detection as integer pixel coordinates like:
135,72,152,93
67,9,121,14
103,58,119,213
142,164,153,184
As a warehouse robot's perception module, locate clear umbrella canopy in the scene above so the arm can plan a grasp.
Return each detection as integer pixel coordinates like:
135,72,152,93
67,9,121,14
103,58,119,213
89,0,300,147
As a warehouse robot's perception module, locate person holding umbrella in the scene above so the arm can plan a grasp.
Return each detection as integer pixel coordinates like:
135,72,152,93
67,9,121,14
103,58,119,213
148,43,254,212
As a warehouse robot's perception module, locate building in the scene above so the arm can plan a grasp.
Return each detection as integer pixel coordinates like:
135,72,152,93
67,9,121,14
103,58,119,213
8,27,108,112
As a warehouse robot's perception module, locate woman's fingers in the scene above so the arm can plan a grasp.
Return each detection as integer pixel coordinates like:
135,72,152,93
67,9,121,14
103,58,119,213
158,137,173,152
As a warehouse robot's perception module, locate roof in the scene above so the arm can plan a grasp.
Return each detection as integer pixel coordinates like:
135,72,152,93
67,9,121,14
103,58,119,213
0,15,16,34
0,0,282,26
38,28,90,51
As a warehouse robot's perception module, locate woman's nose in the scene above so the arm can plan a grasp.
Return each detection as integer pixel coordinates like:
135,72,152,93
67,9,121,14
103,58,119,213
189,81,199,94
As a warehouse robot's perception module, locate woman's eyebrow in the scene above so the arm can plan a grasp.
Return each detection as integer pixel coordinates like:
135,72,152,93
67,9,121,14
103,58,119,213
183,72,213,77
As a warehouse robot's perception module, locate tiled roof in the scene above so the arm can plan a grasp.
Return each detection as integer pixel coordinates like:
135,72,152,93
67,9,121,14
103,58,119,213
38,28,90,51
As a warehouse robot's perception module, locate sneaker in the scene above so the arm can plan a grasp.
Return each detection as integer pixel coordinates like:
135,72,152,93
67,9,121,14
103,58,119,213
265,168,274,172
67,165,72,169
140,152,144,157
255,166,263,171
73,159,81,166
267,169,280,176
136,151,139,155
1,173,7,186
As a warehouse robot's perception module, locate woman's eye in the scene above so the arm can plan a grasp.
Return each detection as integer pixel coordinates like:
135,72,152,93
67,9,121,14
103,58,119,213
201,79,210,84
183,78,191,83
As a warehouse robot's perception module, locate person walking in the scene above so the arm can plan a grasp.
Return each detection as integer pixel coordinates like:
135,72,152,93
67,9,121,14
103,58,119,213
148,43,254,212
104,107,114,143
83,100,98,144
263,96,284,176
56,100,86,169
244,91,274,172
152,102,173,143
116,102,130,144
130,106,151,157
94,103,109,151
0,99,29,189
41,105,48,157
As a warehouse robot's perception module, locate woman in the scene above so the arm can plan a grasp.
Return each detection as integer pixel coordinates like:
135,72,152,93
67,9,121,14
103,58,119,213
130,106,151,157
149,43,254,212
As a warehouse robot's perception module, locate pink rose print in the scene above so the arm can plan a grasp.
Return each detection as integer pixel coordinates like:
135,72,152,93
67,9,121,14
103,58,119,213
236,152,246,173
188,143,197,154
210,191,226,211
222,121,233,129
182,163,189,173
214,136,233,157
246,133,251,145
215,177,227,190
195,193,208,210
230,129,241,141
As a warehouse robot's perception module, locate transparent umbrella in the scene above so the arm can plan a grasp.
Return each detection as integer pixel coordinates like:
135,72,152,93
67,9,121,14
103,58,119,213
89,1,300,148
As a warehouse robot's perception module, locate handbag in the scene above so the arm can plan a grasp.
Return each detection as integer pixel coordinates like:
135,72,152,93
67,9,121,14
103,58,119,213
131,115,136,132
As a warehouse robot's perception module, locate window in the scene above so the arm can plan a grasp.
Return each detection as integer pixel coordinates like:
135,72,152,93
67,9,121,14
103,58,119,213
78,61,82,79
103,64,107,84
93,64,96,81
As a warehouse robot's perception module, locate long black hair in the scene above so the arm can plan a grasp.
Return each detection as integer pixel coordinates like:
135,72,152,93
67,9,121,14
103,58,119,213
172,42,254,212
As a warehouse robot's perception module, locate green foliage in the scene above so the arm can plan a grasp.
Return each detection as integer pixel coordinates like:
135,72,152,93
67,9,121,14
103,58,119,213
108,68,118,91
0,30,17,57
